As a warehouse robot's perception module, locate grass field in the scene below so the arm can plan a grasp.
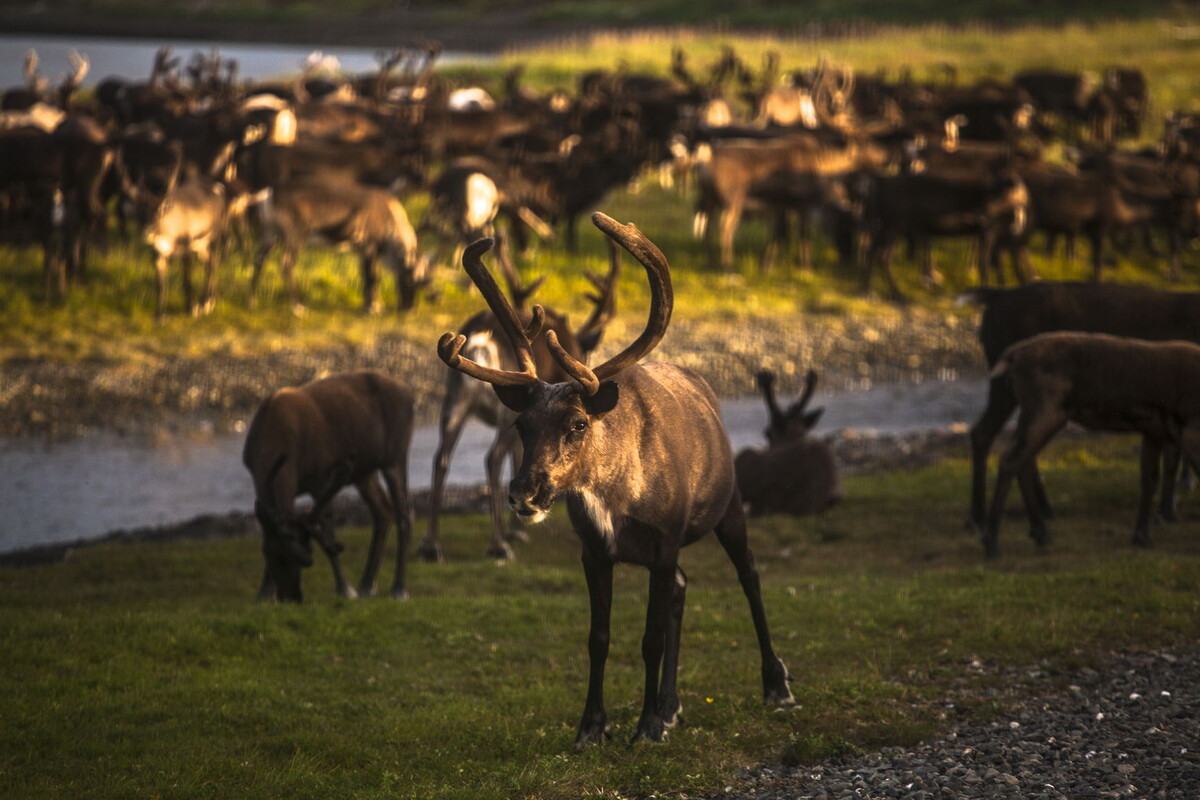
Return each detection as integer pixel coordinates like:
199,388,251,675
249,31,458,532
3,437,1200,799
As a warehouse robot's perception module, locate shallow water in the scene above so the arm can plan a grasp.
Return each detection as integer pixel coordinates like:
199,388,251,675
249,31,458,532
0,33,482,86
0,377,988,555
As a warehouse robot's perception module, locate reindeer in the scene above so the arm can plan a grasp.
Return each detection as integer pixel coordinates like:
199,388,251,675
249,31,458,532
735,370,842,517
418,231,619,562
251,177,424,315
437,213,795,747
982,332,1200,559
243,369,414,602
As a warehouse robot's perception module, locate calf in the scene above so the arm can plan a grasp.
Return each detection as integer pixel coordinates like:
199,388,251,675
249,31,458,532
983,332,1200,559
252,178,423,314
243,369,414,602
735,370,842,516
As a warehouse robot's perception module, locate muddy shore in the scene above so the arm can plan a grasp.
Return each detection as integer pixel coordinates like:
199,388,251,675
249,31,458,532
0,308,984,439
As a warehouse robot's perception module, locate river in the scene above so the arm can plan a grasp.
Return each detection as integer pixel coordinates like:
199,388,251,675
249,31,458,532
0,32,483,86
0,377,988,556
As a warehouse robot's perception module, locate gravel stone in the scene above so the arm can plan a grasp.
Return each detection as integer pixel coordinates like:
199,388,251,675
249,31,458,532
704,647,1200,800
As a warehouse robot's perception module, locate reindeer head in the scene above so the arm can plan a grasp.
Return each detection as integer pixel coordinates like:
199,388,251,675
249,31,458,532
757,369,824,447
437,212,672,523
255,456,349,602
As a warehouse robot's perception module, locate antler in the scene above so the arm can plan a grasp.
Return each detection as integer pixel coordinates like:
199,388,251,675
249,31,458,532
791,369,818,416
544,212,673,395
494,228,545,311
756,370,785,430
437,238,545,387
574,235,622,355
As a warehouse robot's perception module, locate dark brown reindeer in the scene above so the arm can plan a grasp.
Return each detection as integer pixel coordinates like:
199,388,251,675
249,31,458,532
418,232,619,562
982,332,1200,560
735,370,842,517
437,213,795,747
243,369,414,602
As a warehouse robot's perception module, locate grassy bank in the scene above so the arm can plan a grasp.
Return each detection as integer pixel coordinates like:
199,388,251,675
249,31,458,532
3,436,1200,799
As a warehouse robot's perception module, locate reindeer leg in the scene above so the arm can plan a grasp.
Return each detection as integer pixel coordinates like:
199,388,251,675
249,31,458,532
1159,442,1182,523
1134,436,1164,547
719,198,744,273
380,463,412,600
154,250,169,320
255,564,276,602
250,236,273,308
506,440,528,543
656,566,687,732
360,250,381,315
575,549,614,750
714,493,795,707
969,376,1019,530
984,406,1066,559
182,251,196,316
280,244,304,315
418,388,473,564
484,427,517,561
200,236,219,315
632,563,680,743
313,507,356,600
355,475,392,598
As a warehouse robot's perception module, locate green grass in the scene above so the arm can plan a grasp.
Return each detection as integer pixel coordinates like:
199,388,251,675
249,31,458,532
3,435,1200,799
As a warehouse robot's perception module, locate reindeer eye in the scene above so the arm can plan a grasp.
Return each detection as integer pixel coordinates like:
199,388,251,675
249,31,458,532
570,419,588,434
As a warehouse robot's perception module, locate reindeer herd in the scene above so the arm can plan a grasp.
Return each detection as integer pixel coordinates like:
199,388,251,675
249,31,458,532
0,42,1191,315
8,41,1200,745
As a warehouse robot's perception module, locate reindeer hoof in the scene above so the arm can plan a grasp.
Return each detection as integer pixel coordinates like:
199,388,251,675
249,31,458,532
415,542,444,563
486,541,515,561
390,587,410,600
339,585,359,600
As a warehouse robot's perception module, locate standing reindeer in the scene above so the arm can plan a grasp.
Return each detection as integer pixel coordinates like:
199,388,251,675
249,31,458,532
735,370,842,516
437,214,795,747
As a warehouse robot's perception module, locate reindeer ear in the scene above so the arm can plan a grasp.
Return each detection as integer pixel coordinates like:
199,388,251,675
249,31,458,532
493,383,536,412
803,407,825,430
582,381,619,416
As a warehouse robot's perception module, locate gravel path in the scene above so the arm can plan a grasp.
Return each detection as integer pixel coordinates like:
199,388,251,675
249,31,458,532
711,647,1200,800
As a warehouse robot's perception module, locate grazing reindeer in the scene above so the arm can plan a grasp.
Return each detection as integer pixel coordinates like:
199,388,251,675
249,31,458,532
983,332,1200,559
243,369,414,602
251,178,423,315
419,233,619,562
437,213,795,747
735,370,842,516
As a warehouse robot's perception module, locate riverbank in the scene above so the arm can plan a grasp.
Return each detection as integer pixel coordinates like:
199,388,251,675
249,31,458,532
0,309,983,438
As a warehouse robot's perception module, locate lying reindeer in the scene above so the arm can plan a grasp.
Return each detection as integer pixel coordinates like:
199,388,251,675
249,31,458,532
735,369,842,516
243,369,414,601
983,331,1200,559
437,215,795,748
418,232,618,562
